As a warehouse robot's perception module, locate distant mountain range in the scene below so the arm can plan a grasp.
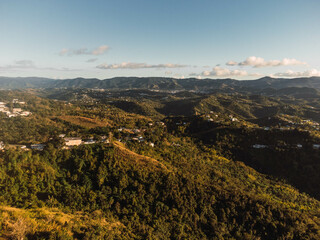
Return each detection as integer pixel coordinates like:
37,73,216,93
1,76,320,91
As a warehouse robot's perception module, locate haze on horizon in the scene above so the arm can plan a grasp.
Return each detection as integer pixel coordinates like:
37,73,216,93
0,0,320,80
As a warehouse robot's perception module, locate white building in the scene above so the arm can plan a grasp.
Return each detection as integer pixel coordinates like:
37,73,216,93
20,111,31,116
31,144,46,151
12,108,22,113
7,113,17,118
64,137,82,146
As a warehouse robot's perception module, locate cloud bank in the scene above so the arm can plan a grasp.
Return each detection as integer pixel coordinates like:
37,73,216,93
96,62,187,69
226,56,307,68
274,69,320,77
201,66,248,77
60,45,109,56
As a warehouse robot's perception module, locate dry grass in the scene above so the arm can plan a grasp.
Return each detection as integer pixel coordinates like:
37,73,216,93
58,115,111,128
113,141,170,172
0,206,124,239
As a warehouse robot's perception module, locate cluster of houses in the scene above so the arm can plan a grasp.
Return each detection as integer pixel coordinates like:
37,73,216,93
0,120,165,152
116,129,155,146
204,112,320,133
0,135,111,151
3,131,157,151
60,135,110,149
275,115,320,131
0,99,31,118
205,113,239,123
285,118,320,127
116,122,164,144
252,143,320,149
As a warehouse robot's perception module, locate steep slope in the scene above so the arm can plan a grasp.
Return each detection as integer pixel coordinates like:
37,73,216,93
1,141,320,239
0,206,132,239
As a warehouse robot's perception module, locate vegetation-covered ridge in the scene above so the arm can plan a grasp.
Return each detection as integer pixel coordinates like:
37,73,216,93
1,140,320,239
1,89,320,239
1,76,320,91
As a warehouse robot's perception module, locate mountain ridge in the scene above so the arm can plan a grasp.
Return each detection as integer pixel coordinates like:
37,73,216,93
1,76,320,91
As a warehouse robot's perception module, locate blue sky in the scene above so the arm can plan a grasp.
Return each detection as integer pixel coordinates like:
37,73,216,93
0,0,320,79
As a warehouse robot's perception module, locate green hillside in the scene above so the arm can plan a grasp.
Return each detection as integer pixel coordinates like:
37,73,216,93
1,141,320,239
1,89,320,239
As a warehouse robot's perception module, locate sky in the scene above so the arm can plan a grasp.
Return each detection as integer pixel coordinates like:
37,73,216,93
0,0,320,80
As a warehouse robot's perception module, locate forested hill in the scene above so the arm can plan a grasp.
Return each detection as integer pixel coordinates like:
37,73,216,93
0,77,54,89
1,76,320,91
1,90,320,238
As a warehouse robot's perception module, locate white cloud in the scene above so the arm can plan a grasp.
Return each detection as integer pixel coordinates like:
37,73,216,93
238,56,266,67
227,56,307,68
96,62,187,69
226,61,238,66
274,69,320,77
202,66,248,77
91,45,109,55
59,45,109,56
